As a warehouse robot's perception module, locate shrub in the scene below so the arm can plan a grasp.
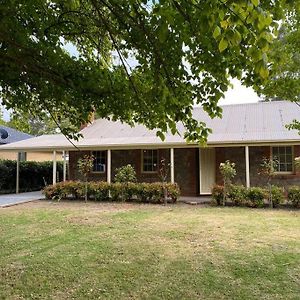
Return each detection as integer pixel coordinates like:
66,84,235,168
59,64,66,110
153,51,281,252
110,182,123,201
270,185,284,207
43,181,83,200
246,187,266,208
43,184,62,200
211,185,224,206
77,155,94,202
219,160,236,205
287,186,300,208
89,181,110,201
63,181,84,199
136,182,162,203
165,183,180,203
0,159,63,194
228,185,246,206
114,164,137,183
43,181,180,204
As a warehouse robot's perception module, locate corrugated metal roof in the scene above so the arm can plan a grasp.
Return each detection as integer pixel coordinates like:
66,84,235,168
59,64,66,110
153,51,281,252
0,125,33,144
0,101,299,151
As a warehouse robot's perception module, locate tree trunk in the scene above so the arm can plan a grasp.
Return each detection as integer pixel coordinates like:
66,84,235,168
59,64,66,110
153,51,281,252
223,180,226,206
85,180,88,203
268,181,272,208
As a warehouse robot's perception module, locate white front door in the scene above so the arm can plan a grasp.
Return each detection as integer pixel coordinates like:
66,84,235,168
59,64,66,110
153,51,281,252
199,148,216,195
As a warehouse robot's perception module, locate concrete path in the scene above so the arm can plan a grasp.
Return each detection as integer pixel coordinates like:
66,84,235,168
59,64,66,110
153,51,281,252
0,191,44,208
179,196,211,205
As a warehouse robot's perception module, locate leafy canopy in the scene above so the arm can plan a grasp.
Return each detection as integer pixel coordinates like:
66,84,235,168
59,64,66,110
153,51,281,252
260,1,300,133
0,0,285,142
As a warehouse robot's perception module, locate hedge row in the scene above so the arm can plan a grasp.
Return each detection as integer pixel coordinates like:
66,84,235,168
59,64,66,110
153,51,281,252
211,185,284,208
212,184,300,208
0,159,63,194
43,181,180,204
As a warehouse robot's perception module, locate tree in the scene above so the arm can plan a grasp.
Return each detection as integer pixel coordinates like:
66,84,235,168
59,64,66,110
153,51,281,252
0,107,6,126
219,160,236,206
0,1,285,142
6,111,74,136
259,157,279,208
77,154,94,202
260,2,300,131
261,2,300,101
158,157,170,205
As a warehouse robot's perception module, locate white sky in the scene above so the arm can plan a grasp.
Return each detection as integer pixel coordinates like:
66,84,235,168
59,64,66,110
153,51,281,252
221,79,260,105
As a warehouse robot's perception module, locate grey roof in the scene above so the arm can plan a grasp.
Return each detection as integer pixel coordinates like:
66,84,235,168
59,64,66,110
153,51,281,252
0,125,33,145
0,100,299,151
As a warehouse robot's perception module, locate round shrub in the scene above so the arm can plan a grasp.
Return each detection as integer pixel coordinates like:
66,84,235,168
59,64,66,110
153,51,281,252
114,164,137,183
228,185,246,206
246,187,266,208
211,185,224,206
287,186,300,208
269,185,284,207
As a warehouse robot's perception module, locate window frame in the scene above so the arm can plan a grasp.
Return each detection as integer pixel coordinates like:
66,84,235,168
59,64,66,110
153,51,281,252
141,149,158,173
18,152,27,162
91,150,106,173
271,146,294,174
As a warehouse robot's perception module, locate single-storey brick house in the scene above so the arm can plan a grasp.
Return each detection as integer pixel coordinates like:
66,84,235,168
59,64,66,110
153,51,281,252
1,101,300,196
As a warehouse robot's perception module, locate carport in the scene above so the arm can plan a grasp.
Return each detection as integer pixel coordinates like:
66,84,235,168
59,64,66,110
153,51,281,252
0,134,72,193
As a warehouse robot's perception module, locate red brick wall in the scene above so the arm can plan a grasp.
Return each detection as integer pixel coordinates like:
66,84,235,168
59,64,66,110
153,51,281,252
174,148,198,196
215,147,246,185
215,145,300,189
69,148,199,196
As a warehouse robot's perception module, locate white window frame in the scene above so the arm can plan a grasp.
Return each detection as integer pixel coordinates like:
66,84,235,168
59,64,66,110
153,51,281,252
141,149,158,173
271,146,294,174
91,151,106,173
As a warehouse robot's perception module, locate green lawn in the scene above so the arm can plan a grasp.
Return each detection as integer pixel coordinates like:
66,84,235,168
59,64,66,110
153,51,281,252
0,201,299,300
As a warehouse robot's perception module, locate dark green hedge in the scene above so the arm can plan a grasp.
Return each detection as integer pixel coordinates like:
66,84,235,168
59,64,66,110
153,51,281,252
0,160,63,194
43,181,180,204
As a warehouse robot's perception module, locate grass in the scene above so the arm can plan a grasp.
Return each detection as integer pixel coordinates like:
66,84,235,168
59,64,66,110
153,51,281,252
0,201,299,300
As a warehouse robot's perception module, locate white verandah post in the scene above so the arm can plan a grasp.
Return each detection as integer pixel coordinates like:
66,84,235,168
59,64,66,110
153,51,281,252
245,146,250,188
52,150,57,185
107,149,111,183
16,152,20,194
170,148,174,184
63,150,67,182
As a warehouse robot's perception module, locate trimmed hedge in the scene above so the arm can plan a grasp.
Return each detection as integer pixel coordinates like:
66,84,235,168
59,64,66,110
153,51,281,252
211,184,285,208
0,159,63,194
287,186,300,208
43,181,180,204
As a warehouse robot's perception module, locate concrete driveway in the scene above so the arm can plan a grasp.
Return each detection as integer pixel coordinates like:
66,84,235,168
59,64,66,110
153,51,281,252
0,191,44,208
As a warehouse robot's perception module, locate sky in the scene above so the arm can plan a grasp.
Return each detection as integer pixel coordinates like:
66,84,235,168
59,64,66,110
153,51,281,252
221,79,261,105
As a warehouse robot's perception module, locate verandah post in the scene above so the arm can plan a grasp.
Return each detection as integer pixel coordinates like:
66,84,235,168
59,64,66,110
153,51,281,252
245,146,250,188
52,150,57,185
63,150,67,182
16,152,20,194
107,149,111,183
170,148,174,184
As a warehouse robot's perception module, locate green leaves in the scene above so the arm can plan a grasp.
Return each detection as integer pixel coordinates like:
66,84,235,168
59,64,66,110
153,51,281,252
213,26,221,39
251,0,260,7
219,38,228,52
260,2,300,102
0,0,285,143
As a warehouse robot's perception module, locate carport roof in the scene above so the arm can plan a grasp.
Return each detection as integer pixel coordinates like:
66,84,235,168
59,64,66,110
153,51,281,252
0,100,299,151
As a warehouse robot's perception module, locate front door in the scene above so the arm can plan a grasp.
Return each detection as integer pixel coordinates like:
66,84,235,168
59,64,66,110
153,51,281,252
199,148,216,195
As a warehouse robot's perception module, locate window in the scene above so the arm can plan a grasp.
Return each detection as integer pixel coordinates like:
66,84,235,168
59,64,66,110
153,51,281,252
272,146,293,173
92,151,106,172
142,150,158,172
18,152,27,162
